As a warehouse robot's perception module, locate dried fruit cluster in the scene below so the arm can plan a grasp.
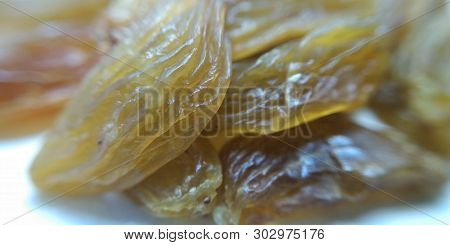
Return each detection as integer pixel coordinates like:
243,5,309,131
1,0,446,224
0,0,109,137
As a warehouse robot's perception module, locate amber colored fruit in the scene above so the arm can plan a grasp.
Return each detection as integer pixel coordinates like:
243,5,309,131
0,0,109,32
30,0,231,195
226,0,375,61
225,0,429,61
203,132,236,153
0,27,101,138
213,19,390,135
127,138,222,217
214,115,447,224
0,0,108,138
101,0,204,46
100,0,160,44
371,9,450,155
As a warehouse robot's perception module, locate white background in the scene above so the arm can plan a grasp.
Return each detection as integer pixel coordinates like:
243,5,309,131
0,133,449,225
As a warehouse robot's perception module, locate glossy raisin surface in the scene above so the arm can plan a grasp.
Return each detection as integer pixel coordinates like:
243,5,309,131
127,138,222,217
214,115,446,224
226,0,374,61
213,19,390,135
30,0,231,194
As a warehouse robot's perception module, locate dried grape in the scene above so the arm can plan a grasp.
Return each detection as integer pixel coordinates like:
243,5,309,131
371,9,450,155
127,138,222,217
0,1,107,137
213,19,390,135
0,27,101,137
30,0,231,195
214,115,447,224
226,0,374,61
0,0,108,31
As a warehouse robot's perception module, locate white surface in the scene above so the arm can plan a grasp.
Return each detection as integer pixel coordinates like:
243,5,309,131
0,133,449,225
